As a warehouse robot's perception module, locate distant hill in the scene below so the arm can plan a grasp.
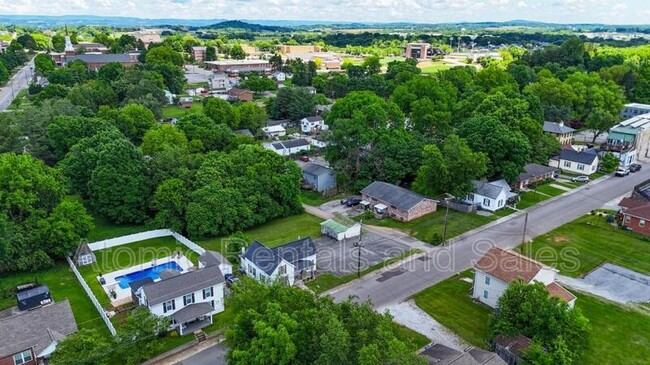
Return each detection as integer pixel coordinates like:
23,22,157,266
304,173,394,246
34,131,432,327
198,20,291,32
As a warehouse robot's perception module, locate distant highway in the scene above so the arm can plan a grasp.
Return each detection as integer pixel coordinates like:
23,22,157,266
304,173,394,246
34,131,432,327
0,59,34,111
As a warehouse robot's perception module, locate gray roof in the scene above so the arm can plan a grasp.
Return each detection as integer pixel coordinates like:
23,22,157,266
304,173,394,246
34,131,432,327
304,116,324,123
559,149,598,165
302,163,332,177
271,139,310,150
16,285,49,302
420,344,506,365
243,237,316,276
73,243,94,262
159,269,180,280
361,181,427,211
129,277,154,292
0,300,77,358
543,121,575,134
171,302,213,324
518,163,558,182
472,180,511,200
267,119,290,127
141,265,224,306
68,53,135,64
199,250,228,268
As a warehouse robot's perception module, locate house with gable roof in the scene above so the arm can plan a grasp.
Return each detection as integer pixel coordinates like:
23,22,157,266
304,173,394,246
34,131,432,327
543,121,575,145
468,180,518,212
240,237,317,286
320,214,361,241
361,181,437,222
548,148,599,175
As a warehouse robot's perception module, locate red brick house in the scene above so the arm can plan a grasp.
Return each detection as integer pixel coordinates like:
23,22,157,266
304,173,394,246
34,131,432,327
361,181,437,222
621,203,650,235
228,88,254,102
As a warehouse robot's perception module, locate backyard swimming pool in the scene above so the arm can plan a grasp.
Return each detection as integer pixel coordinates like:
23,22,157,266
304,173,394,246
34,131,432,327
115,261,183,289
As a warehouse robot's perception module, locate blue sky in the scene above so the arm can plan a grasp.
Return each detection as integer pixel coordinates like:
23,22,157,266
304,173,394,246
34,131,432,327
1,0,648,24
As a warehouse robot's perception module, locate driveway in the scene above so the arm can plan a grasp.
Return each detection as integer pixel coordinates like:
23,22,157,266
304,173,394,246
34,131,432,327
319,200,364,217
174,342,228,365
315,232,411,277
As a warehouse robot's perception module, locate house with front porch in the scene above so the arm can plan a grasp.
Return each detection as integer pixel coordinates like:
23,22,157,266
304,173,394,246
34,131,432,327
548,148,599,175
468,179,518,212
240,237,317,286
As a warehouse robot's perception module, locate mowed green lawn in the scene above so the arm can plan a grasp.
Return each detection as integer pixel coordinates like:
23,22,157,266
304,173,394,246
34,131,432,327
516,190,552,209
517,214,650,277
161,101,204,118
418,63,452,74
535,184,566,197
412,270,491,348
361,210,495,245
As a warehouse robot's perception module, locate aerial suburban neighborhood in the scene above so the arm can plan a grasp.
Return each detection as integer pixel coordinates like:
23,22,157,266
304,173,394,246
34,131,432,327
0,2,649,365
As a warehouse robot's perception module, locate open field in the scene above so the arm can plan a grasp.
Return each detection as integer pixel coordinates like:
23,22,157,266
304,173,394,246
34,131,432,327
161,101,204,118
516,190,552,209
418,62,453,74
518,213,650,277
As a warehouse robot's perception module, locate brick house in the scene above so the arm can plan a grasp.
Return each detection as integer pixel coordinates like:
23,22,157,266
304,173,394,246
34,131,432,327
621,203,650,235
228,88,254,102
361,181,437,222
515,163,559,189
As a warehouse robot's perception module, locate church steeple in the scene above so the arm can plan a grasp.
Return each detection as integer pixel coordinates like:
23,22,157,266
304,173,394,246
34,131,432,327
64,25,75,56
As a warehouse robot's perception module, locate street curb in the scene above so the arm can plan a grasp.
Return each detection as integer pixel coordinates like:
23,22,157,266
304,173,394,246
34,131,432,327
141,332,224,365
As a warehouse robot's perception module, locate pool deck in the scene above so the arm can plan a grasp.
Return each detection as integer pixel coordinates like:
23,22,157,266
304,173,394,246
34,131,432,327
98,255,195,305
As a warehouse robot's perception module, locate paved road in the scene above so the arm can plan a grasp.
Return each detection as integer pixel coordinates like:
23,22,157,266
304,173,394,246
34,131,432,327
0,60,34,110
174,342,227,365
328,169,650,308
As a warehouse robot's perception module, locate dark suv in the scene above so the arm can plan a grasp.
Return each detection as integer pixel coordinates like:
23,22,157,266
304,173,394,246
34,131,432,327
341,197,362,207
630,163,642,172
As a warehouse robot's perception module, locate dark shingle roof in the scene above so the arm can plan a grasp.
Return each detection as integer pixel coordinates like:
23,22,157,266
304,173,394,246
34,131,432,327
141,265,224,306
272,139,310,150
518,163,558,182
302,163,332,177
543,121,575,134
243,237,316,276
129,277,154,292
472,180,506,200
171,302,213,324
267,119,290,127
559,149,598,165
0,300,77,358
361,181,427,211
199,250,227,268
304,116,324,123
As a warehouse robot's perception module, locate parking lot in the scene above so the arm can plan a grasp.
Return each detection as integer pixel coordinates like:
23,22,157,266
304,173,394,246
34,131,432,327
314,231,411,277
319,199,365,217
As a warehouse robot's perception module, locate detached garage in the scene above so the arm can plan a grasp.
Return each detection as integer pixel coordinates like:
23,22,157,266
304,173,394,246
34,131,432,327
320,214,361,241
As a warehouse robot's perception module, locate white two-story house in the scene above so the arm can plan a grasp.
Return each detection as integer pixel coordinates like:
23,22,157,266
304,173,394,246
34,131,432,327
301,116,327,134
132,259,226,335
241,237,317,286
468,179,518,212
549,148,599,175
472,247,576,309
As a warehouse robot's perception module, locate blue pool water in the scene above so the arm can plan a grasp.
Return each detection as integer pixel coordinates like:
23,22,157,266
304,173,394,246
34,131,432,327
115,261,183,289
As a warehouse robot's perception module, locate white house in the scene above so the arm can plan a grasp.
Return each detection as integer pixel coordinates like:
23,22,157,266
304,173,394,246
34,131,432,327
310,136,330,149
301,116,327,134
264,139,310,156
133,264,225,335
320,214,361,241
468,179,518,212
472,247,576,309
262,125,286,138
240,237,317,286
549,148,599,175
272,71,286,82
164,90,175,105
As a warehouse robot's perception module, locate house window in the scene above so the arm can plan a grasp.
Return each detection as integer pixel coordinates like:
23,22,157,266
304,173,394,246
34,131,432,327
248,264,256,277
79,254,92,265
498,200,504,207
483,198,490,207
202,287,213,299
278,265,286,275
162,299,175,314
485,276,491,285
210,300,215,310
483,290,489,299
563,160,571,168
577,164,585,171
640,220,646,228
592,165,596,171
13,350,33,365
183,293,195,306
625,215,631,223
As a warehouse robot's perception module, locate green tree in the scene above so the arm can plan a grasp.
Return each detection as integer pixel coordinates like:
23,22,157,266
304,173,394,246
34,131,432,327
38,199,94,257
151,178,189,232
230,44,246,60
51,33,65,52
203,97,240,129
145,45,184,67
141,124,188,156
205,45,217,61
177,113,234,151
362,55,382,75
146,62,186,94
115,308,170,365
50,328,113,365
100,104,157,145
584,108,618,144
237,102,267,131
601,152,620,173
47,116,114,160
269,87,316,121
34,53,56,76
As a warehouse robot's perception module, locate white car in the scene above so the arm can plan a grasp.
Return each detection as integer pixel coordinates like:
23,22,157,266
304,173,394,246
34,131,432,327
615,166,630,177
572,176,590,183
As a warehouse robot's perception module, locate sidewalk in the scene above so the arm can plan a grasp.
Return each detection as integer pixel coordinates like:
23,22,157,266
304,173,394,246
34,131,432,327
144,334,224,365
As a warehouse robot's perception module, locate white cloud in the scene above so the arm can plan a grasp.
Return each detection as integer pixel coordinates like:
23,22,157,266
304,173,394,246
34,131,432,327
0,0,645,24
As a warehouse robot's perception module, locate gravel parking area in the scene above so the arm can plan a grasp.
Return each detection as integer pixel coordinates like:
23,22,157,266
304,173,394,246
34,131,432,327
558,263,650,304
319,199,365,217
315,232,411,277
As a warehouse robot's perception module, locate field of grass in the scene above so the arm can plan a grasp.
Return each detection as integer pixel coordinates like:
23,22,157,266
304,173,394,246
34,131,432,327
306,249,421,294
517,213,650,277
161,101,204,118
516,191,552,209
394,323,431,350
412,270,491,348
418,63,453,74
300,190,334,206
360,210,495,245
535,184,566,197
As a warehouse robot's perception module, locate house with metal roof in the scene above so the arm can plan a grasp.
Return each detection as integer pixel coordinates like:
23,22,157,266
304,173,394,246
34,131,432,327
241,237,317,286
543,121,575,145
302,163,336,192
548,148,599,175
468,179,518,212
361,181,437,222
603,112,650,165
132,259,226,336
320,214,361,241
0,300,77,365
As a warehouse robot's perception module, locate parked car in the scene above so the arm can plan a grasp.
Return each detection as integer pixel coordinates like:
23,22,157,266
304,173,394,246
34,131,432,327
224,273,240,285
615,166,630,177
299,155,310,162
630,163,642,172
340,197,362,207
572,176,590,183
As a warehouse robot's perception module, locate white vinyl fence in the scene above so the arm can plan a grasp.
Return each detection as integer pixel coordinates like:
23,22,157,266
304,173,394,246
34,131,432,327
87,229,205,255
66,257,117,336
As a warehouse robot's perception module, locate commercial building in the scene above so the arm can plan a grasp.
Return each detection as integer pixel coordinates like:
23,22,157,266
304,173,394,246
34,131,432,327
620,103,650,119
276,45,322,54
405,43,445,60
191,46,207,62
604,113,650,164
203,60,272,76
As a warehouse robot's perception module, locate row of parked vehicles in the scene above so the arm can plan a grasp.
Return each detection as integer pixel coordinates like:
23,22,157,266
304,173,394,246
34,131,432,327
616,163,642,177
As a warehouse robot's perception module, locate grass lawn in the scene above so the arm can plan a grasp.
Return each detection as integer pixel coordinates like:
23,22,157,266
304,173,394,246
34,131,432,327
418,63,452,74
198,212,324,252
67,196,146,242
412,270,491,348
79,237,201,309
574,293,650,365
361,210,495,245
0,264,110,336
394,323,431,350
516,191,552,209
535,184,566,197
306,249,421,294
517,213,650,277
300,190,335,206
555,181,582,189
161,101,204,118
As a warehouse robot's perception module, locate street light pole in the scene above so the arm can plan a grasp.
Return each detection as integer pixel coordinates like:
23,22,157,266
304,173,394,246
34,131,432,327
442,198,450,246
521,212,529,245
353,221,363,278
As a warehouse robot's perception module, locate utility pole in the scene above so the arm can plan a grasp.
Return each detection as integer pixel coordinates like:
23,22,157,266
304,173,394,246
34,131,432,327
353,222,363,277
442,198,450,246
521,212,529,245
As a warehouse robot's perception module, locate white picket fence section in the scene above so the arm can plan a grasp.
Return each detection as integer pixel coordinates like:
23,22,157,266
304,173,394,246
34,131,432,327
66,257,117,336
87,229,206,255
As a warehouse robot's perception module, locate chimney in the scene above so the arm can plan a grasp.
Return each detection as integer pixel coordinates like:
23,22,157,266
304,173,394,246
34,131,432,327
559,121,564,127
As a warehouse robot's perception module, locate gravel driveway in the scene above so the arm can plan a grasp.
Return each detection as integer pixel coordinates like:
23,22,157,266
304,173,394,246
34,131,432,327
557,263,650,304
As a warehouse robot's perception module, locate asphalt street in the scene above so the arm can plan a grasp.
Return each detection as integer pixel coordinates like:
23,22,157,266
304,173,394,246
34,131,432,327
174,342,227,365
0,60,34,111
328,168,650,308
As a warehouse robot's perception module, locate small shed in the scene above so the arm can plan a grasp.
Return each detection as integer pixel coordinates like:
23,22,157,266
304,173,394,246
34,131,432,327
320,214,361,241
16,285,52,311
73,243,96,267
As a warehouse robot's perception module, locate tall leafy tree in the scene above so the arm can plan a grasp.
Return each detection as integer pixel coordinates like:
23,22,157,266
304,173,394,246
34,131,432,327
50,329,113,365
203,97,240,129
